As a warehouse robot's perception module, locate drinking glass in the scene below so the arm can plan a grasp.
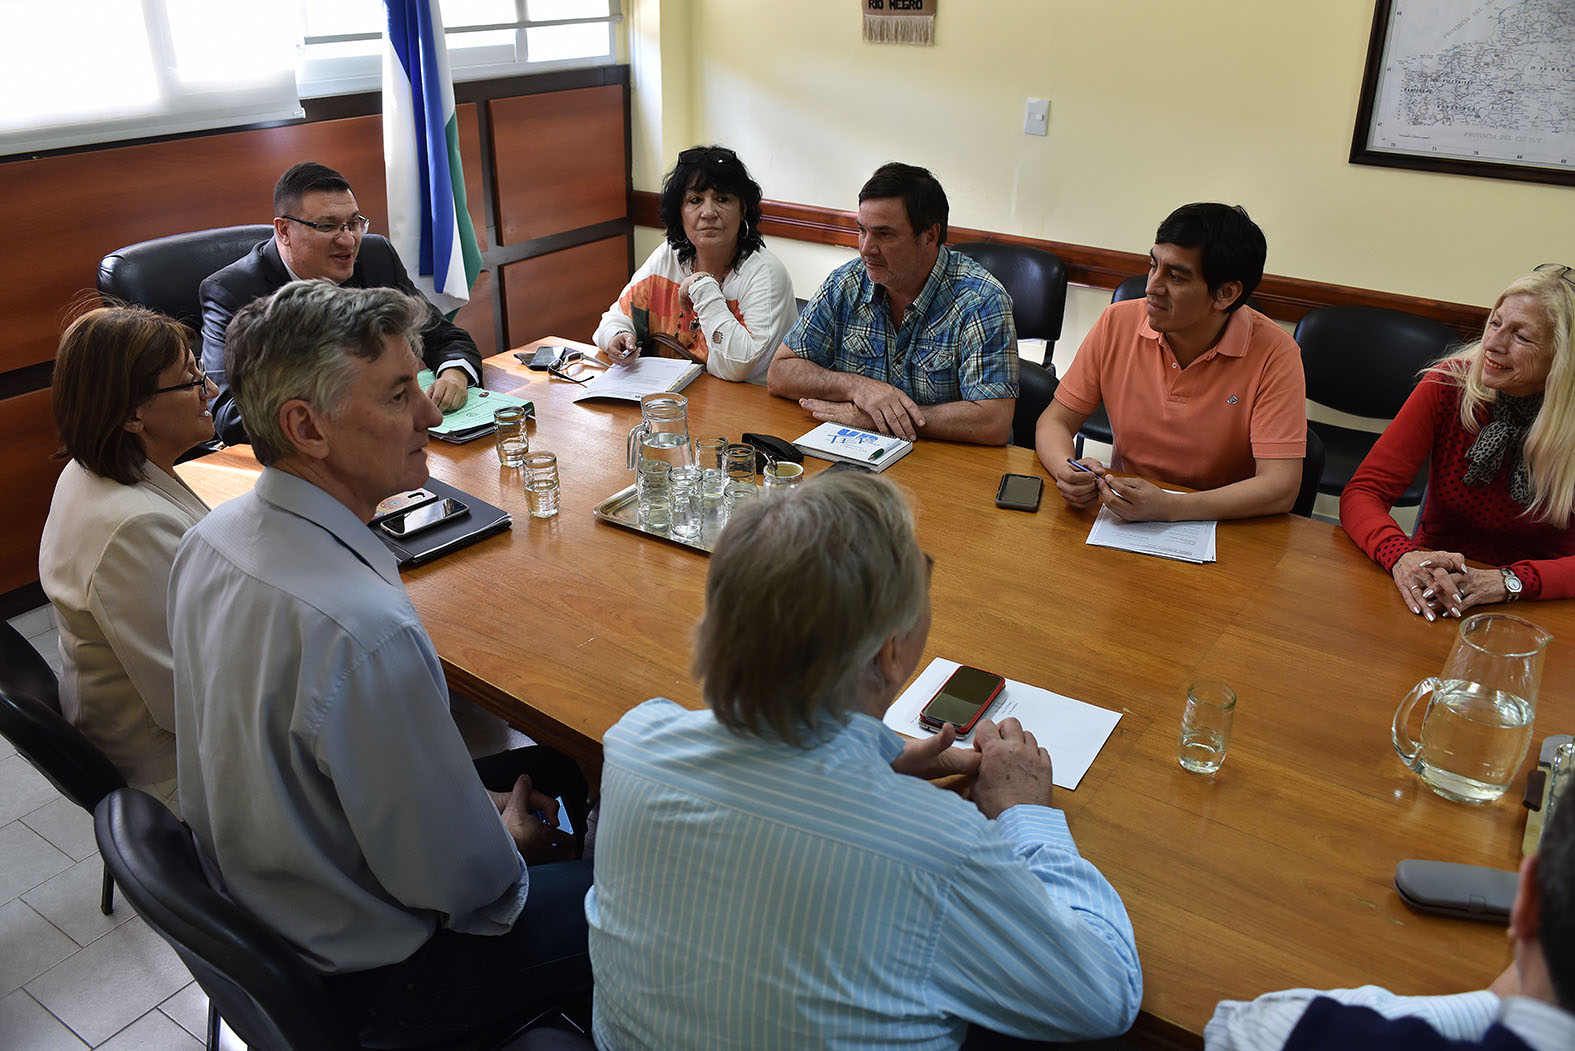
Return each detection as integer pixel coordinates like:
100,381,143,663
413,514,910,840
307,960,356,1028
669,466,703,541
722,480,759,520
724,443,756,485
1178,681,1235,774
523,452,559,518
696,436,728,501
637,460,672,531
494,406,528,467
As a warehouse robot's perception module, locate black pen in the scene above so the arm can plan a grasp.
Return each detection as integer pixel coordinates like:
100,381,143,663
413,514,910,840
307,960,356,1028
1065,458,1130,501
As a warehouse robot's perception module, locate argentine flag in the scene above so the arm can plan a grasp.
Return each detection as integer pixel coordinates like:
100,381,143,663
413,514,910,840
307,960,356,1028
383,0,482,314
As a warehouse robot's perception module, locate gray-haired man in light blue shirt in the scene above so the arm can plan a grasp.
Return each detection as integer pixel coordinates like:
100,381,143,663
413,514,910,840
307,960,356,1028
170,280,590,1046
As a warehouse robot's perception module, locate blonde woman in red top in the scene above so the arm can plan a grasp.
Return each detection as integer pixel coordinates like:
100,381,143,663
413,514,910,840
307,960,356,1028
1341,265,1575,620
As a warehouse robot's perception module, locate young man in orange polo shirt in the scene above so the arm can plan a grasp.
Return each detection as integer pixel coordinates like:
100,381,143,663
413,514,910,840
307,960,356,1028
1036,203,1306,522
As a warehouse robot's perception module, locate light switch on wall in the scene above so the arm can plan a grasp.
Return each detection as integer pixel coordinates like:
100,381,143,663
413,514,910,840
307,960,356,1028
1023,98,1049,137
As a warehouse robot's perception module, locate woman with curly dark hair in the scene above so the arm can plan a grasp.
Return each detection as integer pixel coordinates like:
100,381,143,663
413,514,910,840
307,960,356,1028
594,145,796,383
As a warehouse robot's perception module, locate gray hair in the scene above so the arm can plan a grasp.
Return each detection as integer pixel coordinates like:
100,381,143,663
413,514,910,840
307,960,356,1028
693,472,928,747
224,280,427,465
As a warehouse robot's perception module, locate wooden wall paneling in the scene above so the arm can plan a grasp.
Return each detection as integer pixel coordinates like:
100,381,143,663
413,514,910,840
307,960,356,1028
452,268,497,360
630,191,1491,341
0,390,66,594
455,102,488,253
0,116,387,375
500,236,629,349
490,86,627,245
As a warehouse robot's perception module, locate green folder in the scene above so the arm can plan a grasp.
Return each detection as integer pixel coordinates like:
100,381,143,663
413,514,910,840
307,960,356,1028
418,370,535,443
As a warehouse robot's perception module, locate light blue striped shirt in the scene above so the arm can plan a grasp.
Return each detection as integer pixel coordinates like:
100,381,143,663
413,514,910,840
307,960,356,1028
586,699,1141,1050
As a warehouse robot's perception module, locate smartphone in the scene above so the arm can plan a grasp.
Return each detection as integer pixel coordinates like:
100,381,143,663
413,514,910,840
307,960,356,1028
995,473,1043,512
370,488,439,524
918,665,1006,734
532,797,575,837
518,345,571,370
379,497,470,538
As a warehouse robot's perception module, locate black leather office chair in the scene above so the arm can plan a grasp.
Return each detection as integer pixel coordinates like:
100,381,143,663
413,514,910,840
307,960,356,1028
1294,305,1459,503
96,787,594,1051
952,241,1068,364
1292,427,1325,519
1011,360,1057,451
0,621,125,915
97,787,350,1051
96,225,273,333
97,225,272,460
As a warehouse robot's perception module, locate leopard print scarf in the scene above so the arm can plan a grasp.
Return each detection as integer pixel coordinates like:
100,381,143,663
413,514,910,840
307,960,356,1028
1463,392,1542,506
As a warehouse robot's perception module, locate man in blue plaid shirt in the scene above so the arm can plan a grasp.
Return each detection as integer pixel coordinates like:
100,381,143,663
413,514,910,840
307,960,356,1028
767,163,1019,446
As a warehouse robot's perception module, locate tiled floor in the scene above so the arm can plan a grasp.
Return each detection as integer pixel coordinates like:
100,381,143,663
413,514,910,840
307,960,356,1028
1,606,245,1051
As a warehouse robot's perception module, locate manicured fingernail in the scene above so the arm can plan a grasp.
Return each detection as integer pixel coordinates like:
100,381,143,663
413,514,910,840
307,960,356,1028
1454,593,1463,602
1423,588,1435,599
1425,609,1435,621
1419,560,1432,567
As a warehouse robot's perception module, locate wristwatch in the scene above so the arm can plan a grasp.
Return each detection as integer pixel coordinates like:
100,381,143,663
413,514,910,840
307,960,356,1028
1501,567,1524,601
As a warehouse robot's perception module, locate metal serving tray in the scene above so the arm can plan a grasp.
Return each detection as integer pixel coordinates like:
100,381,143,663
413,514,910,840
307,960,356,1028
592,483,735,554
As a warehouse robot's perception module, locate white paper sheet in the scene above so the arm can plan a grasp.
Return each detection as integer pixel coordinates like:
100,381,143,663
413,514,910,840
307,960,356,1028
883,658,1122,791
1085,505,1217,563
571,358,702,402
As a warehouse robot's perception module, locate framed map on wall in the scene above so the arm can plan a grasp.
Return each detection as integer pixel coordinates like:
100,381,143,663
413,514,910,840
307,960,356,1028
1351,0,1574,186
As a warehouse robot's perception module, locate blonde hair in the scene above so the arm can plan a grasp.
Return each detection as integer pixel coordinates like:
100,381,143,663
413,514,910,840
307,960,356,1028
692,473,927,748
1424,268,1575,528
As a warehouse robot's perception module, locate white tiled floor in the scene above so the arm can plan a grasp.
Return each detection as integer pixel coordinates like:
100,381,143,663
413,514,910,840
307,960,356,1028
1,607,244,1051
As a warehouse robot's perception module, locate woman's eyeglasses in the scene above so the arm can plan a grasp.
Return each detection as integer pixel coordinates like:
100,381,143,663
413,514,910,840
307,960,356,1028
1535,263,1574,285
547,349,603,384
678,147,739,168
152,366,210,395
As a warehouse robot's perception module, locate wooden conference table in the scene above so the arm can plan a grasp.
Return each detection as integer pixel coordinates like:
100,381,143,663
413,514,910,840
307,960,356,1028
180,340,1575,1048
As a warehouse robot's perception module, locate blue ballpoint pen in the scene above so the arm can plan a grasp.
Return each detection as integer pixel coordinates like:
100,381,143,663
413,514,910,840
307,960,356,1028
1065,458,1130,501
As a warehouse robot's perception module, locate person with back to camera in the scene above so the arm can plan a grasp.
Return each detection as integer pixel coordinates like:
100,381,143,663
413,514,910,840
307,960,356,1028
38,305,216,811
594,145,796,383
1341,265,1575,621
587,471,1141,1050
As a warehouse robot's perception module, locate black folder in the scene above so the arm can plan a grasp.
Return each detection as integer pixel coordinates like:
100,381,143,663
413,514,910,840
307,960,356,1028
373,477,513,568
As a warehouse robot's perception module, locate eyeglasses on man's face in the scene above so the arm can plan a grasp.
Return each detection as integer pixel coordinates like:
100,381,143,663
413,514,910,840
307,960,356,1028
152,365,210,395
279,214,372,237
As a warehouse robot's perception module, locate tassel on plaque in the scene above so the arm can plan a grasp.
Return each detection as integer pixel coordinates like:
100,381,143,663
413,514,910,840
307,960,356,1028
862,0,936,46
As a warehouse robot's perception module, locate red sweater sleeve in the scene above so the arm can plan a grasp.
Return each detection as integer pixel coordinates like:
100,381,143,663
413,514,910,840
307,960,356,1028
1339,377,1445,572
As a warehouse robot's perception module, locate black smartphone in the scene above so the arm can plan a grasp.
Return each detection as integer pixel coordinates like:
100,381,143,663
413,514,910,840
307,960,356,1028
995,473,1043,512
918,665,1006,734
379,498,470,538
520,346,562,371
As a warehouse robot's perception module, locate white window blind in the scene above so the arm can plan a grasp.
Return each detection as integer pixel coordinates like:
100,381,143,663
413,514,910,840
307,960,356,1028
296,0,620,99
0,0,620,156
0,0,304,155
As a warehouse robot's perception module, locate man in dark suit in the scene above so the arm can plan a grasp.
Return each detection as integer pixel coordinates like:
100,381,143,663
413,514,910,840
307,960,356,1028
199,162,482,446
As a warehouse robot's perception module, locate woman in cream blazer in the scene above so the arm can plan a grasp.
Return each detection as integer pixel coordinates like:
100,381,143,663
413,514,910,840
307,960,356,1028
39,306,217,807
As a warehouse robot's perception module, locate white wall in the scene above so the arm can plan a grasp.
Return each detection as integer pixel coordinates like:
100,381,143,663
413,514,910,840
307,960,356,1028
628,0,1569,313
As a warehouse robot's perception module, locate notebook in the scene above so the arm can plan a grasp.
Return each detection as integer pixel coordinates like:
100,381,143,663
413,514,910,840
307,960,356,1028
792,423,913,473
373,477,513,568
